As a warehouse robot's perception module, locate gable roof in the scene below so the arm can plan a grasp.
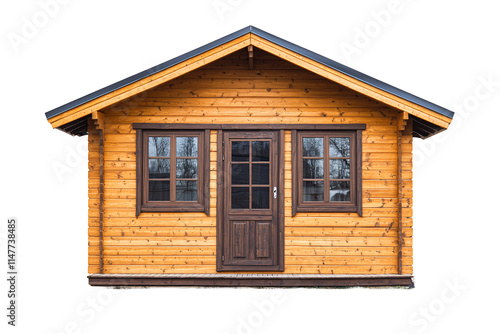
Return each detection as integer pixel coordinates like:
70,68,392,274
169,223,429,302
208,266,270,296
45,26,453,138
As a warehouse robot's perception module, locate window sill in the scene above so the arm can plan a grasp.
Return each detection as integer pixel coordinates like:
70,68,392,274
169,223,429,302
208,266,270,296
295,203,361,216
138,202,208,215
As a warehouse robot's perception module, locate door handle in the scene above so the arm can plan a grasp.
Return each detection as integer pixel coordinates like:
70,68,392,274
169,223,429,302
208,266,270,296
273,187,277,199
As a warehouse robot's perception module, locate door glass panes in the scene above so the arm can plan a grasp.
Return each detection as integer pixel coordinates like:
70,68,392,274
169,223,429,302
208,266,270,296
252,187,270,209
252,141,269,161
232,141,249,162
232,187,249,209
232,164,249,185
252,164,269,185
231,140,271,210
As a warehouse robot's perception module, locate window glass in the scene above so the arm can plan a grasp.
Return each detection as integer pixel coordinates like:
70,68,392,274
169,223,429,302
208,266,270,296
329,137,350,157
303,137,323,157
176,137,198,157
303,159,324,179
296,131,359,213
148,159,170,179
176,181,198,201
176,159,198,179
303,181,324,201
329,181,350,202
149,180,170,201
149,137,170,157
142,132,203,209
329,159,350,179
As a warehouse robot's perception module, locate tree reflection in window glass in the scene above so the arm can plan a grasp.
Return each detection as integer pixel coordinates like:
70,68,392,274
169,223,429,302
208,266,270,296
176,137,198,157
303,137,323,157
149,137,170,157
300,134,353,205
329,137,350,157
330,181,350,202
329,159,350,179
147,135,199,202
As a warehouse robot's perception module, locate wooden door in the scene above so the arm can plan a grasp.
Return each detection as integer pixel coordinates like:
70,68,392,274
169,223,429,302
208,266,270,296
219,131,281,271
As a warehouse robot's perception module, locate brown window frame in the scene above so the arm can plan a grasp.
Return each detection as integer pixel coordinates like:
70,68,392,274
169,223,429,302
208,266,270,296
135,129,210,215
292,129,363,216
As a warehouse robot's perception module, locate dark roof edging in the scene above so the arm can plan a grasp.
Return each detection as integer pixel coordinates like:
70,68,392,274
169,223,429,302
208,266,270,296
45,25,454,120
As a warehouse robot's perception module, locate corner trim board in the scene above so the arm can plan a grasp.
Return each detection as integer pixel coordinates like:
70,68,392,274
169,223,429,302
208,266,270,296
135,129,143,217
98,128,104,274
278,129,285,271
397,128,403,274
216,130,224,271
356,129,363,217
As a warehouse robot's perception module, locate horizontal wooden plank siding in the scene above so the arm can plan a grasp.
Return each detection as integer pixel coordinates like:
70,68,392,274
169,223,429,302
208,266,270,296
89,48,413,275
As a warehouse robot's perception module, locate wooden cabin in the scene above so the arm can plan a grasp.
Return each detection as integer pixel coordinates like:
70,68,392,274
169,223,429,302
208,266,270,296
45,26,453,288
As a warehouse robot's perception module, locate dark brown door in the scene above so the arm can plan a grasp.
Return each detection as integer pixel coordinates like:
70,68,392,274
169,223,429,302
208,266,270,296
220,131,280,271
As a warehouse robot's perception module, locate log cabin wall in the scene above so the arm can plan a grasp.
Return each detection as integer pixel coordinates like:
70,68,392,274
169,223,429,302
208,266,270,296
87,48,413,275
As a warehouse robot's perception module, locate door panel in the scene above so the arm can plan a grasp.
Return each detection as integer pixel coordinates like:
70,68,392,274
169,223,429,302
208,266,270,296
231,221,248,258
255,222,271,258
220,131,281,271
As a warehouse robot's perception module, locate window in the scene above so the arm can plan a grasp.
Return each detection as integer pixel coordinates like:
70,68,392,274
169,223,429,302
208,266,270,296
292,130,362,216
136,130,209,214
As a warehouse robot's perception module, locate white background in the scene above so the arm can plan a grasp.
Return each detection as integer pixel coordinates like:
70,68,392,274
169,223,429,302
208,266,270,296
1,1,499,333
